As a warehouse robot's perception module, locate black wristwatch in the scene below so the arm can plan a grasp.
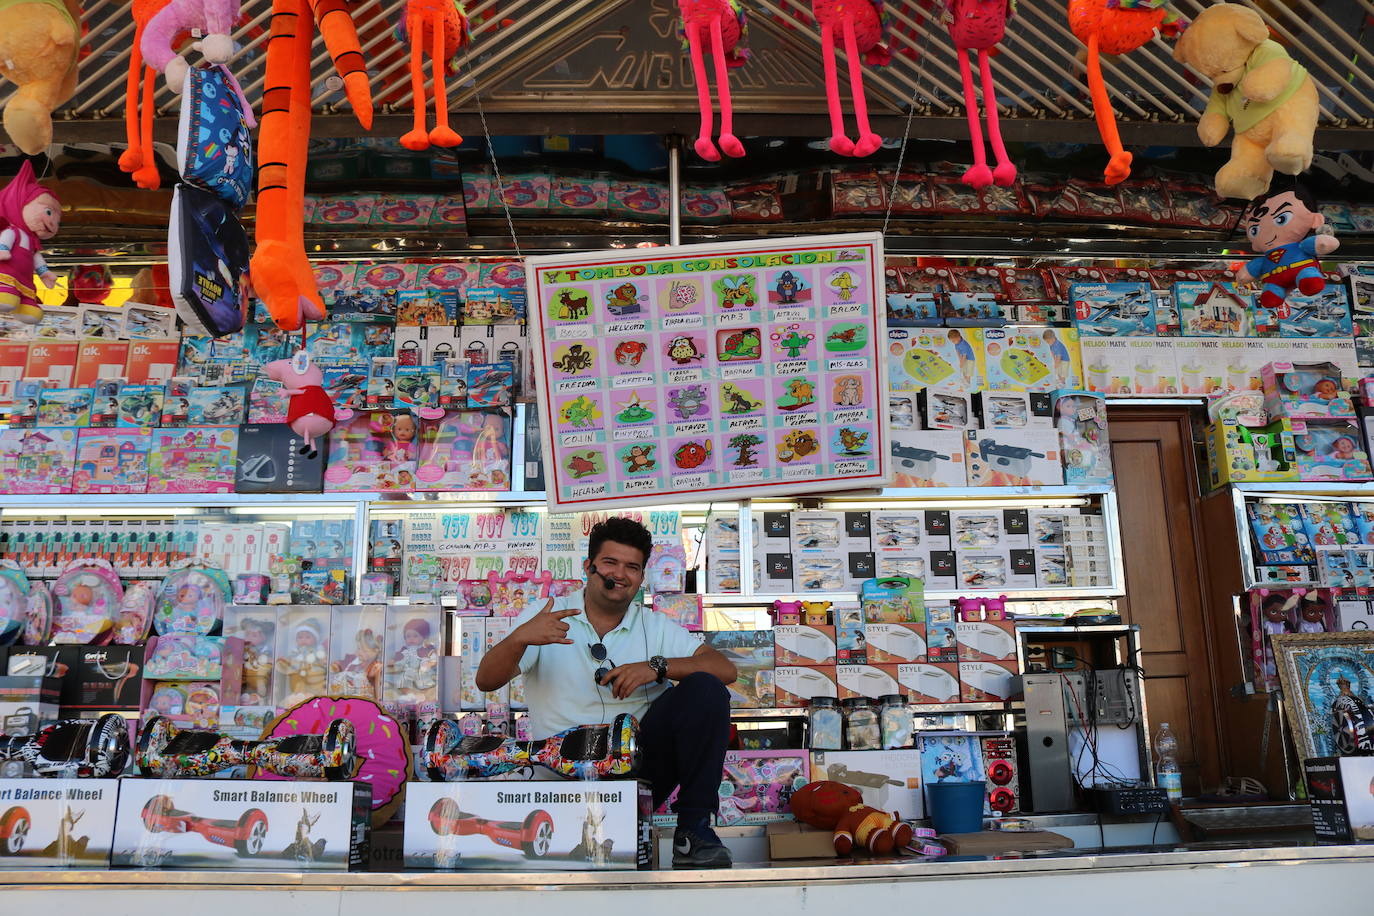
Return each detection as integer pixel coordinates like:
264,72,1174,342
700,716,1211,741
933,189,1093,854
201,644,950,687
648,655,668,684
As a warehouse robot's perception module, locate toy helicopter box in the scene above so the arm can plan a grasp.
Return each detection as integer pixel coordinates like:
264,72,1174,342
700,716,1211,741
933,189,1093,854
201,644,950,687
0,778,120,867
402,781,652,871
111,779,371,870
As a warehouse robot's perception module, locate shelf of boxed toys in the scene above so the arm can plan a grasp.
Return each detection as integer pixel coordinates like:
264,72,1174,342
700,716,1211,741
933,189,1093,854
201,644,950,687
1226,484,1374,592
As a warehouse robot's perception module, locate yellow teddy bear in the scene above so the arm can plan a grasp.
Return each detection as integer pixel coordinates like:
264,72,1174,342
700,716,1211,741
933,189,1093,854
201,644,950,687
1172,3,1318,200
0,0,83,155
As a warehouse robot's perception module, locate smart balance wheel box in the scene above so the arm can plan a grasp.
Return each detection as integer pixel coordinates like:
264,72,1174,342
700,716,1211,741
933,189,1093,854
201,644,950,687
111,779,371,870
0,779,120,867
403,781,652,871
1304,757,1374,842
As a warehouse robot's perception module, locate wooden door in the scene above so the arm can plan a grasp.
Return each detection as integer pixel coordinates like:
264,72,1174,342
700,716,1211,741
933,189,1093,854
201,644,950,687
1107,406,1223,794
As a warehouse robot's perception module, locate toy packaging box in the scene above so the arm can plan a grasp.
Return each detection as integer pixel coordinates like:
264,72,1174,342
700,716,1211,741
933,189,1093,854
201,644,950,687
1305,757,1374,842
416,410,512,492
0,427,77,494
1206,419,1297,486
1262,361,1355,419
980,326,1083,391
918,387,973,429
1175,281,1255,337
1298,502,1360,548
716,750,809,826
704,630,775,708
773,665,837,707
810,749,924,819
73,428,150,494
1274,280,1353,339
887,327,984,393
1053,390,1113,484
147,427,239,493
964,428,1063,487
919,733,986,811
111,779,371,870
403,781,651,871
323,411,417,492
861,576,926,624
1290,419,1373,481
1070,282,1158,337
0,778,120,867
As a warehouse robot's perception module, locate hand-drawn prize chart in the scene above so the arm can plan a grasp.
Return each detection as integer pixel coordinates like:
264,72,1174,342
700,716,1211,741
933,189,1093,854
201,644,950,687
526,233,890,512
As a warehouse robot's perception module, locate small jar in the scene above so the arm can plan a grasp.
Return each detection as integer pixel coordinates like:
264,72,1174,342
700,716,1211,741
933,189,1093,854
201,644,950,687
807,696,843,750
880,693,912,749
842,697,881,750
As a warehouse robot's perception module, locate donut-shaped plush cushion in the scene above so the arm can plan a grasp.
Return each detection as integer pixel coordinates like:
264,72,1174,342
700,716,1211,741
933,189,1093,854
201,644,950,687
259,695,412,827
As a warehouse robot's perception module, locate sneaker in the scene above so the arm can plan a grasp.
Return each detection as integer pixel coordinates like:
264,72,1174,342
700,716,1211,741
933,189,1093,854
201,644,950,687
672,823,732,869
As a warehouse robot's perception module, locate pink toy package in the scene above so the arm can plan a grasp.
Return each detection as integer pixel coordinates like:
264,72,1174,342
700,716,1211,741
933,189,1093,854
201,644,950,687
147,426,238,493
485,570,554,618
716,749,810,826
314,193,376,226
0,426,76,493
369,193,436,227
428,195,468,230
415,410,511,492
323,410,417,492
73,428,150,494
419,261,479,296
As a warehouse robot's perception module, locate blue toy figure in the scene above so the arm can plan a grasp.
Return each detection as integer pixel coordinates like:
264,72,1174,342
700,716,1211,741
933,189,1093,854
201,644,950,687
1237,184,1340,310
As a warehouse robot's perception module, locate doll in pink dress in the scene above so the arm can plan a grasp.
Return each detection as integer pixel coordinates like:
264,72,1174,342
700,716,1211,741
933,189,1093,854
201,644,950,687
0,161,61,324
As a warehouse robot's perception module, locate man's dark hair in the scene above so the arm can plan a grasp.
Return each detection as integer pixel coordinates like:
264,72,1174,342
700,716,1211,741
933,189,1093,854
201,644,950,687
1248,183,1318,219
587,517,653,565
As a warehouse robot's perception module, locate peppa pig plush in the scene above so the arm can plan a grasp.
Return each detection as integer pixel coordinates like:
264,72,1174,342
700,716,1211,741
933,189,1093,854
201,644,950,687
265,352,336,458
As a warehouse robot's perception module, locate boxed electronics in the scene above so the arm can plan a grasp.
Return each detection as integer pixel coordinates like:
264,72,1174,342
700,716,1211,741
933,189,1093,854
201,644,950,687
889,429,968,488
811,749,925,819
864,623,927,663
896,663,961,704
402,780,651,870
111,779,372,870
773,625,837,666
0,778,120,867
959,661,1021,702
836,664,901,700
1206,418,1298,486
1305,756,1374,841
0,676,61,737
964,428,1063,486
955,620,1018,662
59,645,147,712
918,387,973,429
774,665,838,707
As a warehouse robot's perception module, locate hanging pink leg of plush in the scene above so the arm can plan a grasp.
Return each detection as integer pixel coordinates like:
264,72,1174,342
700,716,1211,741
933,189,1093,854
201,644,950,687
958,48,993,189
710,16,744,159
842,19,882,157
687,22,720,162
980,52,1017,187
819,22,855,156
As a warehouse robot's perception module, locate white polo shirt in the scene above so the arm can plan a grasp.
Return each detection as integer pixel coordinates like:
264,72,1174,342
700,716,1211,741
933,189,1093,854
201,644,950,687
516,595,701,739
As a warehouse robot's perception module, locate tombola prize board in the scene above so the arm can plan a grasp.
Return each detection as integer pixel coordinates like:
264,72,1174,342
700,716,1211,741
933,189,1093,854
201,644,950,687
526,233,890,512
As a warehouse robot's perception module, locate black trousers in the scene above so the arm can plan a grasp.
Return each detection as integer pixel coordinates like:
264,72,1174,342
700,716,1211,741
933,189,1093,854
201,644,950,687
639,671,731,828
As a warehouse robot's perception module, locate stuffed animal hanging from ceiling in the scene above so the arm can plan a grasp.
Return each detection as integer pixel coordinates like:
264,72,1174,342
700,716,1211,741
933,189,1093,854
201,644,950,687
811,0,890,157
120,1,171,191
252,0,372,331
0,161,62,324
679,0,748,162
1068,0,1187,185
946,0,1016,189
142,0,241,90
397,0,467,151
0,0,83,156
264,350,336,458
1236,183,1338,310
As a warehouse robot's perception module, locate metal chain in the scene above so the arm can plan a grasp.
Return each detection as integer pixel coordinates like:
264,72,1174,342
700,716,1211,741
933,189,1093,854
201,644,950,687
882,23,933,237
464,47,522,259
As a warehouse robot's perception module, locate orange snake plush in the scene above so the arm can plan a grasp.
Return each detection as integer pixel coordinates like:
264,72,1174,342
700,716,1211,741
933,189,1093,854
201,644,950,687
120,0,173,191
252,0,372,330
398,0,467,151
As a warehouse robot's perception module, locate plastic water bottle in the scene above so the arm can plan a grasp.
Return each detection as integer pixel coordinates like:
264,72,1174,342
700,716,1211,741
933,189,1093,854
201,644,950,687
1154,722,1182,803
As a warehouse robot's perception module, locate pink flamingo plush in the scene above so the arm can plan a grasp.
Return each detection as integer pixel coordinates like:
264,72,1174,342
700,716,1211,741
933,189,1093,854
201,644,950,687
679,0,747,161
811,0,890,157
947,0,1016,188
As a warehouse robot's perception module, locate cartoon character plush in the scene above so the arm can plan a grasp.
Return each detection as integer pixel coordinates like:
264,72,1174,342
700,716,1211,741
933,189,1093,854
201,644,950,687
142,0,240,90
1235,184,1338,309
812,0,889,157
679,0,748,162
264,353,337,458
1172,3,1317,200
946,0,1016,189
790,780,914,855
0,161,61,324
0,0,82,155
397,0,468,151
120,0,173,191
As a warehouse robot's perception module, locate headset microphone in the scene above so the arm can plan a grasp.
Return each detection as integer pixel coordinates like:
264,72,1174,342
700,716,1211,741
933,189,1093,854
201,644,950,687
599,573,618,590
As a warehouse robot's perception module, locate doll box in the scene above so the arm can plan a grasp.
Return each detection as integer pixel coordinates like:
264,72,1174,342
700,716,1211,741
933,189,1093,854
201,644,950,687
1290,418,1373,481
0,778,120,867
112,779,371,870
1052,390,1114,485
810,749,924,819
403,780,651,871
1261,361,1355,419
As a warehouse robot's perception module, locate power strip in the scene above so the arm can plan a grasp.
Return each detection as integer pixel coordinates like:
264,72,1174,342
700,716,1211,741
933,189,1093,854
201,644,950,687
1090,786,1169,815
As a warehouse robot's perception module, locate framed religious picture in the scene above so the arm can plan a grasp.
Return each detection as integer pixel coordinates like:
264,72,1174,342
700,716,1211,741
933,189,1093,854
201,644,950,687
1273,630,1374,760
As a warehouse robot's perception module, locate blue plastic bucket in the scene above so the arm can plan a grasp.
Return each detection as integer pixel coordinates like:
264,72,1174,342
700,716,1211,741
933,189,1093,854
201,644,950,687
927,780,986,834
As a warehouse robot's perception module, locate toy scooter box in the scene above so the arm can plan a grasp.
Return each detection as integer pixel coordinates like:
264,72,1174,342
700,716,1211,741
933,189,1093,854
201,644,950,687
1304,756,1374,841
773,625,837,666
111,779,371,870
402,780,651,871
955,620,1018,662
0,778,120,867
1205,419,1297,486
810,749,924,819
774,665,838,708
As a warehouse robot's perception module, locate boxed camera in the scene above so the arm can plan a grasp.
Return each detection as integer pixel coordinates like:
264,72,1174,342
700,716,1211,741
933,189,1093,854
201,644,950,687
1306,756,1374,842
811,749,924,819
0,778,120,867
111,779,372,870
403,780,651,870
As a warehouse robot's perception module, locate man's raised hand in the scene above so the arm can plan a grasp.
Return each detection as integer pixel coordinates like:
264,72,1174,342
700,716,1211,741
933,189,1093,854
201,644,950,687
516,599,579,646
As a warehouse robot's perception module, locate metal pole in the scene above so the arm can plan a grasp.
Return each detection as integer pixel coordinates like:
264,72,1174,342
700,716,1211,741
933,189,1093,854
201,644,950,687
667,134,683,247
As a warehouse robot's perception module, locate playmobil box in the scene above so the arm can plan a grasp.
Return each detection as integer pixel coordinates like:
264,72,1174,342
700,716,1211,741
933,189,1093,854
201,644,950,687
1070,282,1158,337
112,779,371,870
774,665,838,708
402,780,651,870
1305,757,1374,842
0,778,120,867
811,750,924,819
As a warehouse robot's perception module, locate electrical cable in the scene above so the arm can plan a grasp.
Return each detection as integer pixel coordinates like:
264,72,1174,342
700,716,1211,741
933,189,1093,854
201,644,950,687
1150,809,1164,846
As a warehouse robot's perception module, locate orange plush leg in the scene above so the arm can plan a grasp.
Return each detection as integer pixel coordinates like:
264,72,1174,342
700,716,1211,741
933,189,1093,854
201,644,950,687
1085,33,1131,185
428,13,461,147
311,0,373,128
132,72,161,189
118,26,145,175
399,11,430,150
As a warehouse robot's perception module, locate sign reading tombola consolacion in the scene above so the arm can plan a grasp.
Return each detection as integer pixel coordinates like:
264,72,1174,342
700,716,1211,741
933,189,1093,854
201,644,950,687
525,233,890,512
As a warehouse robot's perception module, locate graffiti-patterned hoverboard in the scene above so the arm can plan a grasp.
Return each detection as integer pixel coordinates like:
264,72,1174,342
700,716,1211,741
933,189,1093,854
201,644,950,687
424,713,640,781
136,715,356,779
0,713,131,778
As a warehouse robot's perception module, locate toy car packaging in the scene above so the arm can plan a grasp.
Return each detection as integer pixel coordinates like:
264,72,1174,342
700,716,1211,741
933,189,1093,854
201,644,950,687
402,780,652,871
0,778,121,866
111,779,371,870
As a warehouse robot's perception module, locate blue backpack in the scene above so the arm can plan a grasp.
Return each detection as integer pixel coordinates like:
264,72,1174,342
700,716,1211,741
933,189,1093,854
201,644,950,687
176,64,255,209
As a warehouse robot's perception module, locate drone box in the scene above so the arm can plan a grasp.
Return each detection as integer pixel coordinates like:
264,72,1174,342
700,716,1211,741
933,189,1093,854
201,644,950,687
811,750,924,819
0,778,120,867
1305,756,1374,842
773,626,837,666
402,780,652,871
111,779,371,870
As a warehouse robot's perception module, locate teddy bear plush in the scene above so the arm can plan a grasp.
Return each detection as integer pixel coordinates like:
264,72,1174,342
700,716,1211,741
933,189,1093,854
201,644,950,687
1172,3,1318,200
0,0,83,155
790,780,914,856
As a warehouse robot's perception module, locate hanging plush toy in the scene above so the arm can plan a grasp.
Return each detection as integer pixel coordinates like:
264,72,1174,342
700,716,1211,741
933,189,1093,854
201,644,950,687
264,351,337,458
679,0,748,162
1068,0,1187,185
790,781,914,855
0,162,61,324
1236,184,1338,310
397,0,467,151
811,0,890,158
120,1,173,191
946,0,1016,189
1171,3,1317,201
0,0,82,156
253,0,372,331
141,0,240,91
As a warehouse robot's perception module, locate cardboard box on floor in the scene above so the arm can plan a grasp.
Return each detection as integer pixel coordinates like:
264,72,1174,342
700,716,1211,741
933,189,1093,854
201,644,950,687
766,821,842,860
937,829,1074,855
